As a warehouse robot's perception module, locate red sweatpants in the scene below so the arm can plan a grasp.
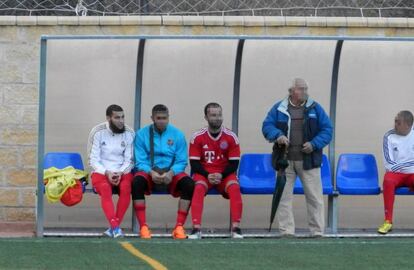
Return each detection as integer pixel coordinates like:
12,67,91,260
191,173,243,226
383,172,414,222
92,172,132,228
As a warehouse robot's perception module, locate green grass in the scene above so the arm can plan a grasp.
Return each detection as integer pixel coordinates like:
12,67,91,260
0,238,413,270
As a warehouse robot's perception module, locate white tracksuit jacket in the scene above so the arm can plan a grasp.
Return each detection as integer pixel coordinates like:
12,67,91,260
383,128,414,174
87,122,135,175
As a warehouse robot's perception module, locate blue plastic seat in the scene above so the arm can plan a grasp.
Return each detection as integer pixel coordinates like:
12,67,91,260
150,172,220,195
336,153,380,195
238,154,275,194
44,152,84,170
43,152,86,192
152,188,219,195
395,187,414,195
293,155,333,195
238,153,333,195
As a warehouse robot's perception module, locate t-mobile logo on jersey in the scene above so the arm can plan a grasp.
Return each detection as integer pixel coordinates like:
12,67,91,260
204,151,224,163
205,151,215,163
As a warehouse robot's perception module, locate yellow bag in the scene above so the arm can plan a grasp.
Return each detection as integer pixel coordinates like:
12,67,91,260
44,166,88,203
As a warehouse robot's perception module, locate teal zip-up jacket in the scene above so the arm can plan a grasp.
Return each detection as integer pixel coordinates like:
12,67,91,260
134,124,188,175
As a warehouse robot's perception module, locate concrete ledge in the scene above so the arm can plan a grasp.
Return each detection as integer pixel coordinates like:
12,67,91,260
140,15,161,25
37,16,58,26
78,16,99,25
162,16,183,26
244,16,264,27
224,16,244,26
367,17,387,28
99,16,121,25
306,17,327,27
41,228,414,239
0,222,34,238
0,16,16,25
57,16,79,26
408,18,414,28
16,16,37,26
120,16,141,25
264,16,285,26
285,16,306,26
203,16,224,26
387,17,408,28
326,17,346,27
183,16,204,26
346,17,368,27
0,16,413,28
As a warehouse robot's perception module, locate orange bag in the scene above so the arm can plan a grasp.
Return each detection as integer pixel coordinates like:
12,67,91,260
60,180,83,206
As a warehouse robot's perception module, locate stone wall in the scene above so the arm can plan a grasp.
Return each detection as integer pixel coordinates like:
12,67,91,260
1,0,414,17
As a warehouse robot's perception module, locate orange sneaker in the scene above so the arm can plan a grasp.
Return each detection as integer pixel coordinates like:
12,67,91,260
172,225,187,239
140,225,152,239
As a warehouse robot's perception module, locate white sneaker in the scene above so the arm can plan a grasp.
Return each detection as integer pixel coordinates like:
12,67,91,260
103,228,113,238
231,227,244,239
113,227,124,238
188,228,202,240
279,233,295,238
309,232,323,238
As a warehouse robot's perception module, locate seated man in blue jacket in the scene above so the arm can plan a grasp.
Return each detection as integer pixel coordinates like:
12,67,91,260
132,104,194,239
262,78,332,237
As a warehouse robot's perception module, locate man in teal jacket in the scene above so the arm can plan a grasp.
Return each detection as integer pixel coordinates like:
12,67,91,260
132,104,194,239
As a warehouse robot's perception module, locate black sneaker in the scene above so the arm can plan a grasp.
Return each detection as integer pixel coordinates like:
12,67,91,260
231,227,244,239
188,228,202,239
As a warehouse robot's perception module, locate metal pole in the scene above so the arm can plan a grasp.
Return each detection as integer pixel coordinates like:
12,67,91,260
36,38,48,237
231,39,245,136
327,40,343,234
131,39,146,234
229,39,245,231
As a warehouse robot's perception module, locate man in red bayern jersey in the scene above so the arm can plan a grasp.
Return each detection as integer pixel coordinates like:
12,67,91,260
188,102,243,239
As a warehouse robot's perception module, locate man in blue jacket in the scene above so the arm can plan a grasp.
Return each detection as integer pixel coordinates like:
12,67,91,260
132,104,194,239
262,78,332,237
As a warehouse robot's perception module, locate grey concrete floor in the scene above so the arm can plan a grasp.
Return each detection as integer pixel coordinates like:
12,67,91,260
43,194,414,232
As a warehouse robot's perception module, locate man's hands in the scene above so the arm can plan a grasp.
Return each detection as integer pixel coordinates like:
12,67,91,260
208,173,222,185
276,135,289,146
150,170,163,184
302,142,314,154
276,136,314,154
105,171,122,186
107,169,177,186
150,170,174,185
160,170,174,185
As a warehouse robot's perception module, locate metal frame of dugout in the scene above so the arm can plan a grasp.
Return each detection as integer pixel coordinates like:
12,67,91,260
37,35,414,238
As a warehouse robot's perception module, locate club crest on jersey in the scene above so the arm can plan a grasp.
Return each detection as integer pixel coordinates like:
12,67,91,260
121,141,126,147
220,141,228,150
167,139,174,146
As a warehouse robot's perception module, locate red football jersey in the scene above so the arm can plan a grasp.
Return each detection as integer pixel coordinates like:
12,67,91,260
189,127,241,173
